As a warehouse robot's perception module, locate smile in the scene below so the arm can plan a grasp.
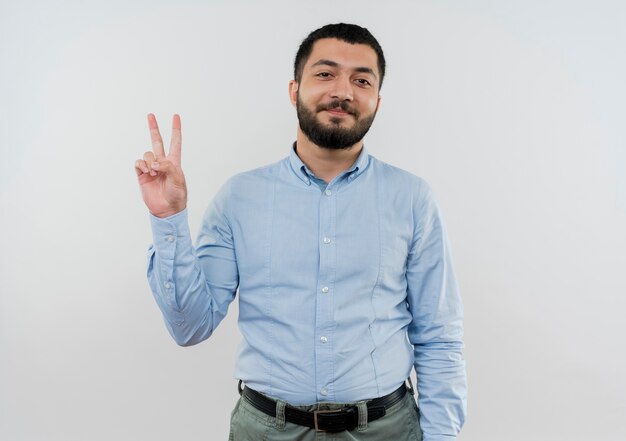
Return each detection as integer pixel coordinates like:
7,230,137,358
324,108,352,117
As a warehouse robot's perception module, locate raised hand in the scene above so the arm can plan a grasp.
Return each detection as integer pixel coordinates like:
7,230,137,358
135,114,187,218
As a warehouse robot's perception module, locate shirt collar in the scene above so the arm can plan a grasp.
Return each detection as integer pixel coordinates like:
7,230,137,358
288,142,370,186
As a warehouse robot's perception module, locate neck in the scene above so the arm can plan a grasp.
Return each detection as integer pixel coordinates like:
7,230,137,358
295,128,363,183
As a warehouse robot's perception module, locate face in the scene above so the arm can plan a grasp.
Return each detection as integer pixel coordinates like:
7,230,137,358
290,38,381,149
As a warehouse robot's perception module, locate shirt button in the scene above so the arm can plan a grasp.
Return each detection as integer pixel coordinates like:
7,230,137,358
166,235,175,242
164,282,172,289
323,237,331,244
320,388,328,396
324,189,332,196
321,286,329,293
320,336,328,343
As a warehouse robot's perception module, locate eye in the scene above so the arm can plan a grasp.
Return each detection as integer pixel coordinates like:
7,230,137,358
355,78,371,86
316,72,332,79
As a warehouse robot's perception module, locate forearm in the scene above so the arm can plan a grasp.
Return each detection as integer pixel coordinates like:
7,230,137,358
409,275,467,440
413,339,467,441
147,208,227,346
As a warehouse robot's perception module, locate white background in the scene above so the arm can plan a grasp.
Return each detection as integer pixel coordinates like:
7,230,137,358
1,1,625,440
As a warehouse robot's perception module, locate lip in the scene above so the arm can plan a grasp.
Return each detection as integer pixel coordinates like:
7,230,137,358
325,108,351,117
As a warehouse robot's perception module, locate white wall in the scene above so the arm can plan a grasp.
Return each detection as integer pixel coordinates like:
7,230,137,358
1,1,624,440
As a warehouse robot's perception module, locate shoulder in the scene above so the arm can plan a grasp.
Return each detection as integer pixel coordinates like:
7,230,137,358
214,156,285,194
213,157,288,209
368,154,434,202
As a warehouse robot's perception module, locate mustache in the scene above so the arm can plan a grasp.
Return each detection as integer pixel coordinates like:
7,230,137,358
316,100,359,117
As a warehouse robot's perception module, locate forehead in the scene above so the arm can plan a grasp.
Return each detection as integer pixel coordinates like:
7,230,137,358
304,38,378,73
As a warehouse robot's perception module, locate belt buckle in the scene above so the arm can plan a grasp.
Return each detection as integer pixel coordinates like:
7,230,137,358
313,409,338,432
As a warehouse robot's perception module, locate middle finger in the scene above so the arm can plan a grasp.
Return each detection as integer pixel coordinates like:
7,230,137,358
147,113,166,158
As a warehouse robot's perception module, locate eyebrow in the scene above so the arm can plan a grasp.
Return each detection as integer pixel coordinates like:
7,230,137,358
311,59,378,79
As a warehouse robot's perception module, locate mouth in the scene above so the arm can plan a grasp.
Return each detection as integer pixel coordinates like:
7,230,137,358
324,107,352,117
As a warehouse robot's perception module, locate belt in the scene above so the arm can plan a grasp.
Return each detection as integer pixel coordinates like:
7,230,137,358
239,381,409,433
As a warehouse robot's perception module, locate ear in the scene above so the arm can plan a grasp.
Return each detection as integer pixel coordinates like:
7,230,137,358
289,80,299,107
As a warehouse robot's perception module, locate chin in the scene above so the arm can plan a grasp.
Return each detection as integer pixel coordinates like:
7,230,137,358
320,116,355,127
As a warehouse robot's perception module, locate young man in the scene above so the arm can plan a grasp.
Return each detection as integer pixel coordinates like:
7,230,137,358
135,23,466,441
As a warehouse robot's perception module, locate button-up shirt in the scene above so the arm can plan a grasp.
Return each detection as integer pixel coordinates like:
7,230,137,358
147,144,466,440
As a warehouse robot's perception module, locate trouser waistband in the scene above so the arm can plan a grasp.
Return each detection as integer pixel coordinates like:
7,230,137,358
238,380,413,433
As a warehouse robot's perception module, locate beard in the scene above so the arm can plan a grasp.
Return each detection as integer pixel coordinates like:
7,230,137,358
296,94,377,150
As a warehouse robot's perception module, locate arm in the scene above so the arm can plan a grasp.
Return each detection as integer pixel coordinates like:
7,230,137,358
147,191,239,346
136,114,238,346
406,182,467,441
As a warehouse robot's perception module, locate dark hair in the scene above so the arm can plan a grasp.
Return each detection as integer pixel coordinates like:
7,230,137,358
294,23,386,89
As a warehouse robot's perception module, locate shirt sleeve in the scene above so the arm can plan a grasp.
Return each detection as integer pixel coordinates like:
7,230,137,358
405,181,467,441
146,181,239,346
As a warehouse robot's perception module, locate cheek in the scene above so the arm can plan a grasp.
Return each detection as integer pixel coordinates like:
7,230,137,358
299,81,326,102
361,95,379,113
299,91,323,111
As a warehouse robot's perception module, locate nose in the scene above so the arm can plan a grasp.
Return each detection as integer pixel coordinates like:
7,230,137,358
330,75,354,101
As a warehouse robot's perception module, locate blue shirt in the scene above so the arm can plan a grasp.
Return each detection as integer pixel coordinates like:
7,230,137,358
147,144,466,440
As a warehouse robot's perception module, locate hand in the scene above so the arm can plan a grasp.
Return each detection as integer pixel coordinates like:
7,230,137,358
135,113,187,218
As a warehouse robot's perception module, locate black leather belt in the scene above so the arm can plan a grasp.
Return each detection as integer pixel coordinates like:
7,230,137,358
239,381,408,433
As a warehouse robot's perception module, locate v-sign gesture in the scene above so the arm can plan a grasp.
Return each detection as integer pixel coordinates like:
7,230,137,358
135,113,187,218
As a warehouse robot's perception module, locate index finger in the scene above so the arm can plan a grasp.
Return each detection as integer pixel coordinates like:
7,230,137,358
169,114,182,162
147,113,166,158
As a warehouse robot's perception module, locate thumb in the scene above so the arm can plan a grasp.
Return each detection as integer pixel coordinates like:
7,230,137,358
151,159,183,181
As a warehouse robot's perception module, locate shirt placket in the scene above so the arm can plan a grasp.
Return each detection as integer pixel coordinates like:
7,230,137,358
315,183,337,401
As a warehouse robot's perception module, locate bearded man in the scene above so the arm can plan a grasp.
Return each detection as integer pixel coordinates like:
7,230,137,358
135,23,467,441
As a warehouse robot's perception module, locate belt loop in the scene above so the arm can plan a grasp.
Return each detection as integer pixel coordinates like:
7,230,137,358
237,379,244,396
275,400,286,430
356,401,368,431
406,377,415,396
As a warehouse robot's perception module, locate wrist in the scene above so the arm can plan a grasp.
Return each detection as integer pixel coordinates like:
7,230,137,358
150,206,187,219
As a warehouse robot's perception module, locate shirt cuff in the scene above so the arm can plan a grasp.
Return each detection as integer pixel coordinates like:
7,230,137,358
149,208,191,260
423,435,457,441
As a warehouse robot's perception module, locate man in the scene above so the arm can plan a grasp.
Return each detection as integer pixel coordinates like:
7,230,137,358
135,23,466,441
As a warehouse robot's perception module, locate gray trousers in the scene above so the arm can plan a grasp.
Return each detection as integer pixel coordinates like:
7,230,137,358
228,387,423,441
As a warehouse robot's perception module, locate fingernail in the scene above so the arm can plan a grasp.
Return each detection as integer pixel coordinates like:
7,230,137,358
152,162,160,169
